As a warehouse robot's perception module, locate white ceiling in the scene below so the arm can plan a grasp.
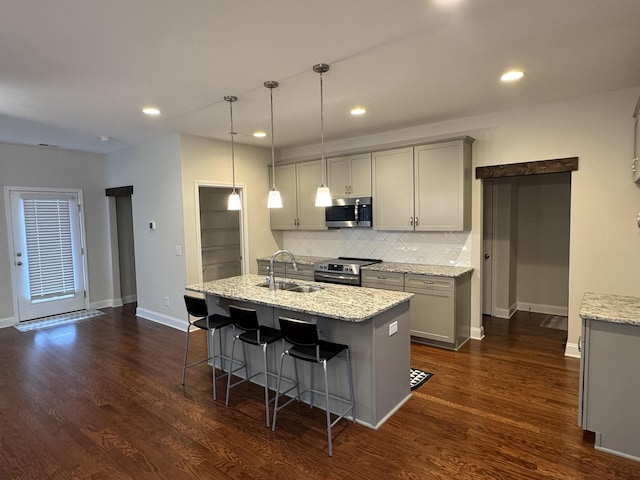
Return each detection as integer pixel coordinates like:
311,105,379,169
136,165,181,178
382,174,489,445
1,0,639,154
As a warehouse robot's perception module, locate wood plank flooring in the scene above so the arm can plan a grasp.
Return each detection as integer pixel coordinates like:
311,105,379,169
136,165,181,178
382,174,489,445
1,306,639,479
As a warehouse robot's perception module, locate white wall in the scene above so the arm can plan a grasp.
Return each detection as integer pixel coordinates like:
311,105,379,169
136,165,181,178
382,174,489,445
0,143,111,324
281,86,640,356
180,134,280,287
106,134,187,329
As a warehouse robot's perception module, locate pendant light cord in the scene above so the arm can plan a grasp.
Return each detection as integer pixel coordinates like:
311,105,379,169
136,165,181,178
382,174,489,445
229,99,236,193
270,86,276,189
319,70,326,186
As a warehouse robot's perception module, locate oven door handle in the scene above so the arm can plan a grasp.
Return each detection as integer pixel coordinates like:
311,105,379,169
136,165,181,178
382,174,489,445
314,271,359,284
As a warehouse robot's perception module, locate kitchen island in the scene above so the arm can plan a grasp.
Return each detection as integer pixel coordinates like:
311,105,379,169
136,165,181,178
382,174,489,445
579,292,640,462
186,274,413,429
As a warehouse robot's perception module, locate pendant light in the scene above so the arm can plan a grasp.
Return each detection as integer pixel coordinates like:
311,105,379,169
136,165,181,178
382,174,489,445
313,63,332,207
264,80,283,208
225,95,242,211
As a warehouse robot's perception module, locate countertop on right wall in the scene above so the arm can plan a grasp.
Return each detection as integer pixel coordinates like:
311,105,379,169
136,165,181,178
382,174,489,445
579,292,640,326
362,261,473,278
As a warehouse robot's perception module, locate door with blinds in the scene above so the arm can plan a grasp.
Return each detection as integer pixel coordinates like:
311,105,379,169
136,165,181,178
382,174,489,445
7,188,88,322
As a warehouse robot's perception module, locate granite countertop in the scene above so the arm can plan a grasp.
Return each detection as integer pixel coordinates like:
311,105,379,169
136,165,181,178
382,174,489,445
259,256,473,278
257,255,330,266
580,292,640,326
362,261,473,278
186,274,413,323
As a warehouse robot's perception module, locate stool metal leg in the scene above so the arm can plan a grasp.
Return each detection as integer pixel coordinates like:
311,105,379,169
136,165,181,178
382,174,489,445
323,359,333,456
225,336,238,405
271,351,287,432
262,343,270,427
181,324,191,384
346,348,355,422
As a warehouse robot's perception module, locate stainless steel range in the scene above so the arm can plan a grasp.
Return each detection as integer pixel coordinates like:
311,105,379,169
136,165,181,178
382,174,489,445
313,257,382,286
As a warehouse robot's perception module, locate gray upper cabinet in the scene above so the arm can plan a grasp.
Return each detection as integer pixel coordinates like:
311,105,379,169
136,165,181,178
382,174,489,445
372,138,473,231
270,161,326,230
328,153,372,198
372,147,415,231
414,139,472,231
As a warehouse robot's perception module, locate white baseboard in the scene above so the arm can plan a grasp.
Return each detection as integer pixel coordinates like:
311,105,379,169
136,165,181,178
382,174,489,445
136,307,186,331
564,342,581,358
91,299,118,309
517,301,568,316
492,307,513,319
0,316,15,329
471,325,485,340
122,294,137,305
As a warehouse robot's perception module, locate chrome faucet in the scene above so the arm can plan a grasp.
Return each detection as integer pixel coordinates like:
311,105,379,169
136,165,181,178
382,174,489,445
268,249,298,291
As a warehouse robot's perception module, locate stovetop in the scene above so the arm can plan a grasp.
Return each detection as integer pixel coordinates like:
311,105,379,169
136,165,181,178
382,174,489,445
314,257,382,274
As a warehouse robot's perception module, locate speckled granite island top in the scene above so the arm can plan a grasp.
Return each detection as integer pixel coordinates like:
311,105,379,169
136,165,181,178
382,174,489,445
186,274,413,322
362,262,473,278
580,292,640,326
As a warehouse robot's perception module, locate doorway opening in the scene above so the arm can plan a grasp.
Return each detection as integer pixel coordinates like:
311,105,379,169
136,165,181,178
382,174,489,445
478,158,577,348
196,185,244,282
106,186,137,306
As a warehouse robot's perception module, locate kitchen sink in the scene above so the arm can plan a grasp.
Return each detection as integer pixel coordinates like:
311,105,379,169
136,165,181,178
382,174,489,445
286,285,323,293
256,281,323,293
256,281,300,290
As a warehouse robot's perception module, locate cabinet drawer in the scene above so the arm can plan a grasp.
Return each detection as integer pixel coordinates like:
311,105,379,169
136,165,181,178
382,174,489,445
405,274,453,293
361,271,404,290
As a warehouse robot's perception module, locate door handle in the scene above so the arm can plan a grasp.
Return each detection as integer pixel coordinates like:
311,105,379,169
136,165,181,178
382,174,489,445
16,261,23,266
484,254,490,259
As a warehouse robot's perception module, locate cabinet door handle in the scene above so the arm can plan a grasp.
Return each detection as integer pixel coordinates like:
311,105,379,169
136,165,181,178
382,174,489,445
409,217,414,226
415,217,418,226
424,280,434,284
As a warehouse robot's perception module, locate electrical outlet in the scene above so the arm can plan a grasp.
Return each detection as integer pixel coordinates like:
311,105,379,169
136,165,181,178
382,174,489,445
389,321,398,336
175,245,182,256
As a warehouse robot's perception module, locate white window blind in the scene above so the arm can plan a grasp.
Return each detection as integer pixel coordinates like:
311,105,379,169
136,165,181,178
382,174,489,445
23,198,75,301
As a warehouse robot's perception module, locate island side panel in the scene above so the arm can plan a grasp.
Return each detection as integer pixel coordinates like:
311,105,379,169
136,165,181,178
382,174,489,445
584,319,640,460
372,301,411,426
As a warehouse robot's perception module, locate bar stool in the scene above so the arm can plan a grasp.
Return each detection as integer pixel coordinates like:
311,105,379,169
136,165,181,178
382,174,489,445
271,316,355,456
182,295,233,400
225,305,283,427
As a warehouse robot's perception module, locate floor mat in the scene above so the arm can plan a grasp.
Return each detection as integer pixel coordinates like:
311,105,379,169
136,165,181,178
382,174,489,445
540,315,568,331
14,309,105,332
410,368,433,391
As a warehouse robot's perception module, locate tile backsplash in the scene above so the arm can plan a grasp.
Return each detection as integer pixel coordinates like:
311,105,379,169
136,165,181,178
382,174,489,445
283,229,471,266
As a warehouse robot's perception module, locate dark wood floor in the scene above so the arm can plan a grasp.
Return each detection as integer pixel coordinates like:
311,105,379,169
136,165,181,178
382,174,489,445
1,306,639,479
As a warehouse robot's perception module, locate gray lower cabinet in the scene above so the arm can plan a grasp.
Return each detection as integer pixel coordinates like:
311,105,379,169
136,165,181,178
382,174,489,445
257,259,314,281
405,273,470,350
362,270,471,350
361,270,404,291
578,318,640,460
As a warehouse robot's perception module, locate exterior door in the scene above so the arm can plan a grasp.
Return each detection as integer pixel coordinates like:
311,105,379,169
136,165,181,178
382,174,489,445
7,188,88,321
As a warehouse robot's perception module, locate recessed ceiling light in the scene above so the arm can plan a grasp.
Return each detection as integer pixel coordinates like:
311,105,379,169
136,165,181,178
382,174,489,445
501,70,525,82
351,107,366,116
142,107,161,116
99,136,111,142
253,131,267,138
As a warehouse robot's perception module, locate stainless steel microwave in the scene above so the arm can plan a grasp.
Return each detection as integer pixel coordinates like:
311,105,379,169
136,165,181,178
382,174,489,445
325,197,373,228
